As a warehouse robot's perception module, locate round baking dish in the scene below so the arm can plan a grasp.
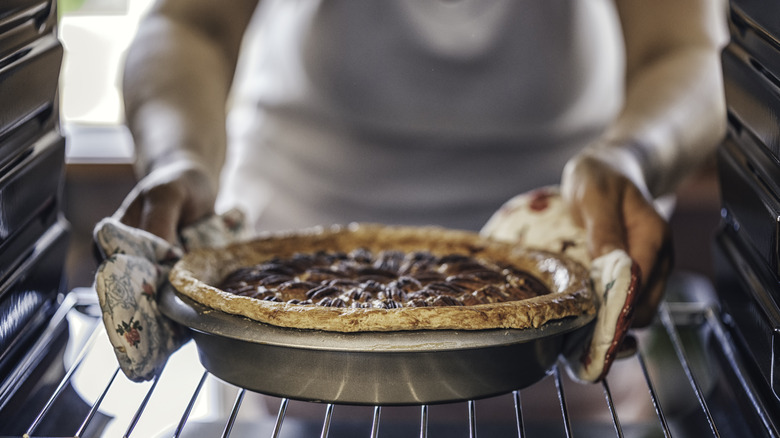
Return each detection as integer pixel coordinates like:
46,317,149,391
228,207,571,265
159,286,594,405
162,224,596,404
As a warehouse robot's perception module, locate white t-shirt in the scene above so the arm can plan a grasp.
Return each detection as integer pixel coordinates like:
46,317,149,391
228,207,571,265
218,0,625,232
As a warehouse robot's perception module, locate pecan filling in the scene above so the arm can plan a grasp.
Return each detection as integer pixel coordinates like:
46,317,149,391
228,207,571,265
218,249,551,309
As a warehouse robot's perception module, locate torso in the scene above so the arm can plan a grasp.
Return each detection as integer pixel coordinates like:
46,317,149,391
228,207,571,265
219,0,625,232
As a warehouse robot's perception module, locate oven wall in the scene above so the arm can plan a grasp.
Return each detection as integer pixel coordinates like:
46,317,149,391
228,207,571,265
0,0,71,376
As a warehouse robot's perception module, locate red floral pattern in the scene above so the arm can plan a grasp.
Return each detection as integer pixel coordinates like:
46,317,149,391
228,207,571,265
528,189,552,212
481,186,637,383
116,317,143,348
94,208,248,381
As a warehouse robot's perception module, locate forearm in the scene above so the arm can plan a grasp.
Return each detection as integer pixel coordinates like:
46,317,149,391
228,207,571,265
599,46,727,197
123,12,238,187
585,0,729,198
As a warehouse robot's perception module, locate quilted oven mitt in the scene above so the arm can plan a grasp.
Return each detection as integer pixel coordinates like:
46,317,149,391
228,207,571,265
93,209,249,382
481,186,641,382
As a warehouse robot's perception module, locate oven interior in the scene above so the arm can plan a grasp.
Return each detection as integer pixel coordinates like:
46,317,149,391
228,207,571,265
1,276,778,438
3,0,780,436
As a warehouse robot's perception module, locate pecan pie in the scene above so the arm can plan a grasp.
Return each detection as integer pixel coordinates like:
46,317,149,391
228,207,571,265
218,249,552,309
169,224,596,332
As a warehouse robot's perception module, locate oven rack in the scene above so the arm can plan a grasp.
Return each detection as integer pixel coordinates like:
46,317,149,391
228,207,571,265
1,282,778,438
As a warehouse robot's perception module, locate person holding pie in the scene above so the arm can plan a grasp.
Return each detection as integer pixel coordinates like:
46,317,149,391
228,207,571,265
113,0,727,384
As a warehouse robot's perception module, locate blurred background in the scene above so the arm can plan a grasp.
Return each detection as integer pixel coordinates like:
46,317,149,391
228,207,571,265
6,2,778,436
57,0,722,291
58,0,147,288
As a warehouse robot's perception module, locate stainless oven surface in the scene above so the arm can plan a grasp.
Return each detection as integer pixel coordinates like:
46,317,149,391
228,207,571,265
1,273,777,438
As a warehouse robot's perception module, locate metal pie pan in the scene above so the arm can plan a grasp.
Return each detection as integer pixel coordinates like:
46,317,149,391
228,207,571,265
159,286,594,405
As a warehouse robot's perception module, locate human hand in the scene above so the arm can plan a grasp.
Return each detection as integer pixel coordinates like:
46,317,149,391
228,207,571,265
561,147,672,327
114,160,218,244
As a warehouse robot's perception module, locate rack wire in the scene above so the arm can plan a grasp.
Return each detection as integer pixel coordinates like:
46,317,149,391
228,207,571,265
2,287,778,438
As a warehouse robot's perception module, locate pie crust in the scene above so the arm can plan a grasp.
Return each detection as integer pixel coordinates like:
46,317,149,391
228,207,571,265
169,224,596,332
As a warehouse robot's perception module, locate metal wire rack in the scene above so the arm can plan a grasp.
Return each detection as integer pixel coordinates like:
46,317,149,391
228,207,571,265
1,281,778,438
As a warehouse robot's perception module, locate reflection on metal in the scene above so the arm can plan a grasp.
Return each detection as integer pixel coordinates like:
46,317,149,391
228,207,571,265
659,303,720,438
22,295,98,437
222,389,245,438
468,400,476,438
419,404,428,438
320,403,334,438
370,406,381,438
512,390,524,438
124,374,160,438
7,293,780,437
271,398,288,438
602,379,623,438
553,366,573,438
75,367,119,437
172,371,208,438
636,350,672,437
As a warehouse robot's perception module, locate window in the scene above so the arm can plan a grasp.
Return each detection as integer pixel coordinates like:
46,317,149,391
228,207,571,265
58,0,153,161
59,0,152,125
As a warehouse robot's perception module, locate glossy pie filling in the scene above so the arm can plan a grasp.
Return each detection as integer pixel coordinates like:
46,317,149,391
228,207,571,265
218,249,551,309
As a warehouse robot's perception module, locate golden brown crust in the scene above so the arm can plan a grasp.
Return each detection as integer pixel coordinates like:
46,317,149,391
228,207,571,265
169,224,596,332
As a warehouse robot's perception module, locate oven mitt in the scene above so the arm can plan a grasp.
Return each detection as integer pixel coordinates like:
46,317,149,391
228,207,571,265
480,186,641,382
93,208,249,382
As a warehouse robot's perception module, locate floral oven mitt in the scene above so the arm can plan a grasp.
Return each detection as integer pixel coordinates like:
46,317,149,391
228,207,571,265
481,186,641,382
93,209,248,382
